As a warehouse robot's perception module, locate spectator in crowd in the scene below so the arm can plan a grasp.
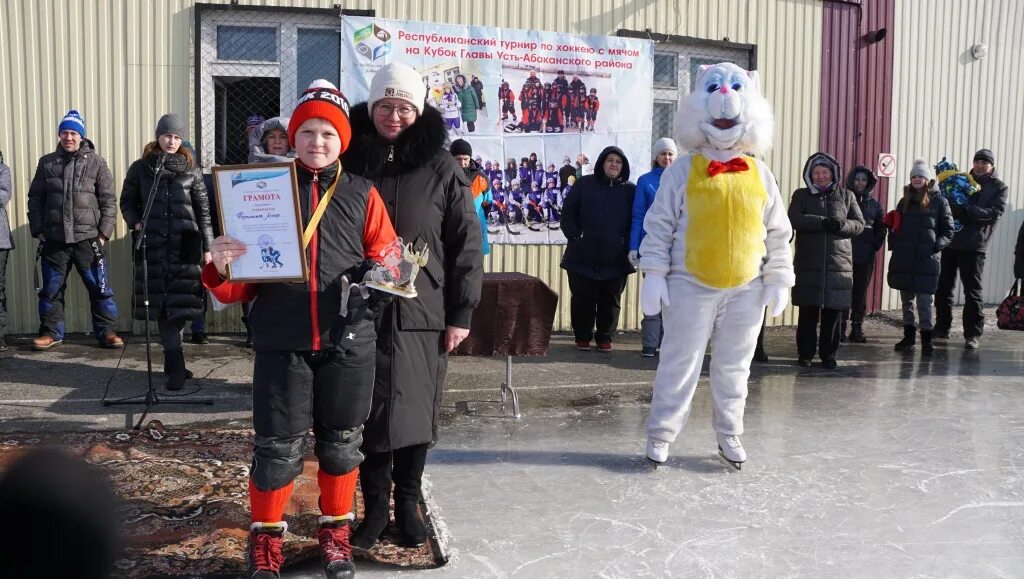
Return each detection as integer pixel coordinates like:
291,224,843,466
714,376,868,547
27,109,123,351
884,159,954,355
120,114,214,390
841,166,886,343
788,153,864,369
205,79,398,579
450,138,492,256
343,62,483,551
629,137,677,357
248,115,295,164
576,153,593,178
454,74,479,133
934,149,1009,349
561,146,636,352
0,151,10,352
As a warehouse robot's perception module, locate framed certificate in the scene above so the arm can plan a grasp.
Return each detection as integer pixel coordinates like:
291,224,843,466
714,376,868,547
211,162,308,283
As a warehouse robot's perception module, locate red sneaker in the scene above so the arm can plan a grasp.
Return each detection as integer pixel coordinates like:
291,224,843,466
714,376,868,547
575,340,592,351
247,522,286,578
597,342,612,352
318,516,356,579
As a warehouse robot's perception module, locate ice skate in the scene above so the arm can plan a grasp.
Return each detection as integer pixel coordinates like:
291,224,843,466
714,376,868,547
645,436,669,467
716,433,746,471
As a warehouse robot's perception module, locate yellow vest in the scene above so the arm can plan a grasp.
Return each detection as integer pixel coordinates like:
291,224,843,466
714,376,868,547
684,154,769,289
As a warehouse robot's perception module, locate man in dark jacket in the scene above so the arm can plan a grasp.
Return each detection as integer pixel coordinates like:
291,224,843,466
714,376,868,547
560,146,636,352
934,148,1009,349
788,153,865,369
27,110,123,350
841,166,886,342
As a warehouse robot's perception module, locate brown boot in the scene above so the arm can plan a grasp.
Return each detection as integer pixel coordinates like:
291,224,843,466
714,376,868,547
32,335,63,351
99,331,124,349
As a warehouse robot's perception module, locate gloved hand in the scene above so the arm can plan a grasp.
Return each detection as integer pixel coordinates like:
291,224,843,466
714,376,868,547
641,275,670,316
763,285,789,318
628,250,640,269
824,217,842,232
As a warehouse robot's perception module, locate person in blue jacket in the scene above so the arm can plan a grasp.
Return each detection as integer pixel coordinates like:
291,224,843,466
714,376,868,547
629,138,677,357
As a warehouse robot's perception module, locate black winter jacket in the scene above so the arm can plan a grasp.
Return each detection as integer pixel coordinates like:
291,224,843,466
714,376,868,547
343,102,483,452
560,146,636,280
846,166,886,264
121,152,214,321
1013,220,1024,280
887,188,954,294
948,170,1008,253
28,140,116,243
204,161,396,352
788,153,865,309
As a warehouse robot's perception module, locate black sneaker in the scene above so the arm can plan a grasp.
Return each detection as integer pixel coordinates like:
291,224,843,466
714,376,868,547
189,332,209,345
821,359,838,370
640,346,656,358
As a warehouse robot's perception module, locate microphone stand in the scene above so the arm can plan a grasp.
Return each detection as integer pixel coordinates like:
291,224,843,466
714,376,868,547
104,153,213,426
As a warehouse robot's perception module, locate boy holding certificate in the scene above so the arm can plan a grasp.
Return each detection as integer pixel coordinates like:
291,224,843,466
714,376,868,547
203,79,396,579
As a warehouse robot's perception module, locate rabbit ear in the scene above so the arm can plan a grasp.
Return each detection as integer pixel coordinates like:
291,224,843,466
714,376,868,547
746,70,760,89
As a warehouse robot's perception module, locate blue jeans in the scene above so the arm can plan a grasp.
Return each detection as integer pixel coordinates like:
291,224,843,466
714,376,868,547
37,240,118,340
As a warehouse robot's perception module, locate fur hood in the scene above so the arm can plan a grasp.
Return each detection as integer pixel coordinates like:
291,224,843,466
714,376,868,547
802,152,842,192
845,165,878,197
343,102,449,178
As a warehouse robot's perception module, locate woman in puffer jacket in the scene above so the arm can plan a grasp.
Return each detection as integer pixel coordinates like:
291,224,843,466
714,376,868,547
884,159,954,355
788,152,864,369
120,114,214,390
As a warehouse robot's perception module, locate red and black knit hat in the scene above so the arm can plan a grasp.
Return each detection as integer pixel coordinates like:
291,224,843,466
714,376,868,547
287,79,352,153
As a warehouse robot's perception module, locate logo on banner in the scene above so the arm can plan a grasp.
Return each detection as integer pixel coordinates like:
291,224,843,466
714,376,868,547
354,23,392,62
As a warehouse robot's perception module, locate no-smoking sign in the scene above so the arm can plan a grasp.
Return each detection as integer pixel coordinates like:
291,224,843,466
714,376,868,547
877,153,897,178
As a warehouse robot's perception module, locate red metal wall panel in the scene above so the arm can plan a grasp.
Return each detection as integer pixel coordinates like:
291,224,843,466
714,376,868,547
820,0,895,313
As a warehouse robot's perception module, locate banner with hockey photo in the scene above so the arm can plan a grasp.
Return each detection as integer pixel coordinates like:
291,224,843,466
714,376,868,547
340,16,654,244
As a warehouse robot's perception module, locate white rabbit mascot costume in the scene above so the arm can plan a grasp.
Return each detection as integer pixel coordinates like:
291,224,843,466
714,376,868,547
639,62,794,470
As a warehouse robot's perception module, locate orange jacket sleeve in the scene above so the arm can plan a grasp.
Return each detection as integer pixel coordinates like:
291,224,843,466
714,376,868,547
202,262,257,303
363,186,398,261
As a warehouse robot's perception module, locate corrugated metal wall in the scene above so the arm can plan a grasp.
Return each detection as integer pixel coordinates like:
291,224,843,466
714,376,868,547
0,0,824,334
885,0,1024,310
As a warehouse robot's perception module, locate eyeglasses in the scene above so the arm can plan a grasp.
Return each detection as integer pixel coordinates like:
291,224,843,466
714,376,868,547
374,103,418,119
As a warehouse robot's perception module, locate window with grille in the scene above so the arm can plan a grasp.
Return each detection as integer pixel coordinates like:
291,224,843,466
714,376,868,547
216,25,278,62
296,28,341,95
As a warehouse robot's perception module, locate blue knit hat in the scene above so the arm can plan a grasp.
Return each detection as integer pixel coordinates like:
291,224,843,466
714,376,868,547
58,109,86,139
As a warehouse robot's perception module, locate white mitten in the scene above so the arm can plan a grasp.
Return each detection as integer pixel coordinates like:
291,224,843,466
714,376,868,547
763,285,789,318
641,275,670,316
628,250,640,268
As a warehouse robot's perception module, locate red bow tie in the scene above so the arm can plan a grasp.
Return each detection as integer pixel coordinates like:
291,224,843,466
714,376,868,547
707,158,750,177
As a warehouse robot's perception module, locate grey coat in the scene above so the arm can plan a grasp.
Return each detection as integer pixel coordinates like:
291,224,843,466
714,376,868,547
0,162,12,249
27,140,116,243
788,153,865,309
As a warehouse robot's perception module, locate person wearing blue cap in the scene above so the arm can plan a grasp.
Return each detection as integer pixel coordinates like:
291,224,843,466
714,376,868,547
27,109,123,350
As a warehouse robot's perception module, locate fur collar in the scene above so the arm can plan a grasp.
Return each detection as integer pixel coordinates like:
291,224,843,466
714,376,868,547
343,103,449,178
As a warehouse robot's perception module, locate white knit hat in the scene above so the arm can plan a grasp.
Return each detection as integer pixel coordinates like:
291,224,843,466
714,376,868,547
653,137,678,156
909,158,933,180
368,62,427,112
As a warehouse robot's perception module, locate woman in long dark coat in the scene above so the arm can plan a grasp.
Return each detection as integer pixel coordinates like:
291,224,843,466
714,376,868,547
341,63,483,549
120,113,214,390
788,152,864,369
